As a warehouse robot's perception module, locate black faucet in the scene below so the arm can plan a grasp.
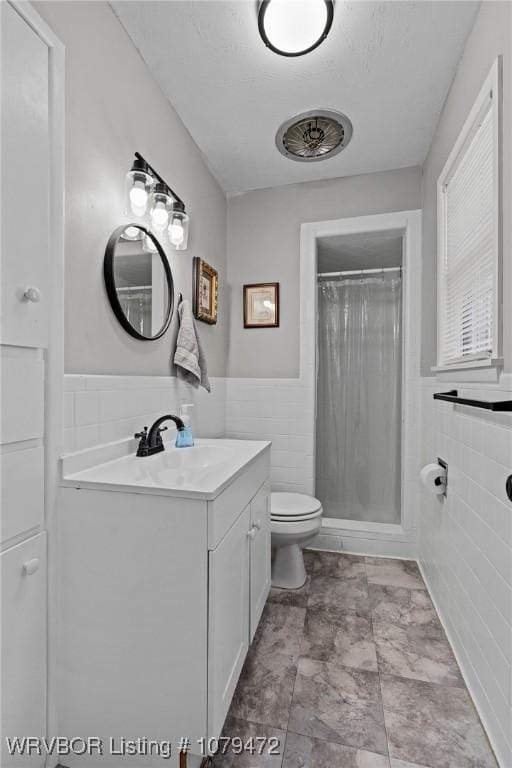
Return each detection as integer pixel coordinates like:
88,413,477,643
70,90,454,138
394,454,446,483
134,414,185,457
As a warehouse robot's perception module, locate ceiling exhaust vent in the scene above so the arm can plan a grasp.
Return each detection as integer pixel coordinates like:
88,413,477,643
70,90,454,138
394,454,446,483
276,109,352,162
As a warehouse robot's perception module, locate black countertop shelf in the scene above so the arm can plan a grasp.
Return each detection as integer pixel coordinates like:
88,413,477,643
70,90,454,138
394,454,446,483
433,390,512,411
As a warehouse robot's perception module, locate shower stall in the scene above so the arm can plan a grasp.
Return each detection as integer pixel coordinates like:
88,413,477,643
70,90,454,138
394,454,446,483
315,258,403,527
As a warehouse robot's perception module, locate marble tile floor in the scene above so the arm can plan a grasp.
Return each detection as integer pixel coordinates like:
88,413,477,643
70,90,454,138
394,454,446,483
216,552,498,768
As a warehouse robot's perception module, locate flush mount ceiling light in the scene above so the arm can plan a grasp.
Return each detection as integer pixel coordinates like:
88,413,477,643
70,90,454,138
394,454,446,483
124,152,190,251
276,109,353,162
258,0,334,57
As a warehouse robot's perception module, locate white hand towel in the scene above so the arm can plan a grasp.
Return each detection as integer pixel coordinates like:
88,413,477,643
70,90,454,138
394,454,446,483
173,300,211,393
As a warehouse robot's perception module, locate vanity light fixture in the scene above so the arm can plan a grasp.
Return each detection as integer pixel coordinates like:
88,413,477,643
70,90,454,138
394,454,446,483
168,201,190,251
258,0,334,57
124,152,190,250
148,183,172,233
124,156,153,218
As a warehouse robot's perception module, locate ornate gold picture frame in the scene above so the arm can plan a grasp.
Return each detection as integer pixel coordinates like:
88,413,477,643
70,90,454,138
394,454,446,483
193,257,218,324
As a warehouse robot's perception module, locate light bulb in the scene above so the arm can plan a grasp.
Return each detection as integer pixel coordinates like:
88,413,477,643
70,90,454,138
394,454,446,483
129,182,148,210
124,226,141,240
151,203,169,232
260,0,332,56
169,219,184,246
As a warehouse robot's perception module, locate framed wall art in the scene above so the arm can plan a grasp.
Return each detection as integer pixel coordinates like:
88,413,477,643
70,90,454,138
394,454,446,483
243,283,279,328
193,257,218,324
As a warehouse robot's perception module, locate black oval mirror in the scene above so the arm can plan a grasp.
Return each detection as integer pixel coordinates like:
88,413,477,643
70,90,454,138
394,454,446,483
104,225,174,340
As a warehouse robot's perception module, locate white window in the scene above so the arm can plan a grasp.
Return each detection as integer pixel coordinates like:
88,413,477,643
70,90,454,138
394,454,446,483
437,59,501,369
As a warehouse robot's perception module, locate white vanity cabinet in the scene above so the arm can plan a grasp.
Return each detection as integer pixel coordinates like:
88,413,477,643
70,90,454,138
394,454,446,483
58,441,271,767
1,533,47,767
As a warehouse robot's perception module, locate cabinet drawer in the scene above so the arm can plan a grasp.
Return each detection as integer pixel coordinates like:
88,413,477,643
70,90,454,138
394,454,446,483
1,532,47,767
207,449,270,550
1,446,44,544
0,351,44,444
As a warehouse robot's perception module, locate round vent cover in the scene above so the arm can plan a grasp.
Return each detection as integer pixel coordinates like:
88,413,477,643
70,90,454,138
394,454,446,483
276,109,353,162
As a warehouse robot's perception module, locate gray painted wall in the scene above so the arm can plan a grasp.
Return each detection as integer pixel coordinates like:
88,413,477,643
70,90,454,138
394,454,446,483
226,167,422,378
35,1,228,376
421,1,512,374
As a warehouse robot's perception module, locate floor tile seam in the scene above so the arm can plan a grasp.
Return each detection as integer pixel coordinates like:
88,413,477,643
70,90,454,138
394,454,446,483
229,715,287,734
367,580,428,591
304,602,373,619
371,596,394,765
284,724,390,759
371,617,459,646
374,658,467,690
283,602,308,736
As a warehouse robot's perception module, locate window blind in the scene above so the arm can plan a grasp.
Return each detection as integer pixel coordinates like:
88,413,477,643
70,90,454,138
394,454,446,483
439,92,496,366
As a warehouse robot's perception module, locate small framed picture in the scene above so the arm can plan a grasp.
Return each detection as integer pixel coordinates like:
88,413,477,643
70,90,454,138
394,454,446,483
243,283,279,328
193,257,218,324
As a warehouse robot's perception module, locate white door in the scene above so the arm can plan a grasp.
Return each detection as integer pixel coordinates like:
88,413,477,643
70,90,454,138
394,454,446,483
249,481,271,640
208,506,250,741
1,1,49,349
1,533,47,767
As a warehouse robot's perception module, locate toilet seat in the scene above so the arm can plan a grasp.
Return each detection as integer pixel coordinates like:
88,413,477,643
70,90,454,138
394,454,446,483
271,492,322,520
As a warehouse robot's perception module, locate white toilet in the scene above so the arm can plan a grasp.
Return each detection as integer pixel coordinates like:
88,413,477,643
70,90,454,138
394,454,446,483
270,492,323,589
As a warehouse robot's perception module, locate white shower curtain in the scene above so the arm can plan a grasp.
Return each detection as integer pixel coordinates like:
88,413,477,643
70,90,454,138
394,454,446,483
315,273,402,524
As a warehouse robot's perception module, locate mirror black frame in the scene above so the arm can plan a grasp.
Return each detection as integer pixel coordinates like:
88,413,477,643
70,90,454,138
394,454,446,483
103,225,174,341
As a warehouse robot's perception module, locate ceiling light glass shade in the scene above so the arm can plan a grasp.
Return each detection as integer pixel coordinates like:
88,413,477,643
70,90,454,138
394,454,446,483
148,183,172,234
124,158,153,218
258,0,334,57
168,202,189,251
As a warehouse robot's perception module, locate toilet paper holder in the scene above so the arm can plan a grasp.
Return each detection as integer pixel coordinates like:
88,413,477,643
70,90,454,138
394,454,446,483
437,458,448,494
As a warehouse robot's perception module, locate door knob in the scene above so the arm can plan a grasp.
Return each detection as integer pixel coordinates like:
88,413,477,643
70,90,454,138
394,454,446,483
23,558,40,575
247,527,257,540
23,287,41,303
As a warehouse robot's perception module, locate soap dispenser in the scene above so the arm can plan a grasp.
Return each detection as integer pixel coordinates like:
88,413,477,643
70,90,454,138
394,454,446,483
175,403,194,448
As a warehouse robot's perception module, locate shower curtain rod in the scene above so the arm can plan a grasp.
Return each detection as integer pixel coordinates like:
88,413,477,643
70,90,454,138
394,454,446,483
317,266,402,277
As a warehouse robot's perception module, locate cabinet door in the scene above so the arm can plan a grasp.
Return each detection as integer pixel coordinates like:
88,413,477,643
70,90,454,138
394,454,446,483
249,481,271,641
208,505,250,740
1,2,49,348
1,532,47,767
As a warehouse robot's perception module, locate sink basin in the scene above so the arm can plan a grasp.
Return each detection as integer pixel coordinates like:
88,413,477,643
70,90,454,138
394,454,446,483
60,438,271,500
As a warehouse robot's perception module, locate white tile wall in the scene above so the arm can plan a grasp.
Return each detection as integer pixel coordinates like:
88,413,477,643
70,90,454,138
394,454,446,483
225,378,314,494
419,377,512,767
63,375,226,453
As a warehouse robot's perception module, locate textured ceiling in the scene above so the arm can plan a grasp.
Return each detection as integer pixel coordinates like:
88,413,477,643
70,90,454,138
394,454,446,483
111,0,479,196
317,231,403,272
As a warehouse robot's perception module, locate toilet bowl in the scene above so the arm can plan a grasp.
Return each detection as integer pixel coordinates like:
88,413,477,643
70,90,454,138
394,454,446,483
271,492,322,589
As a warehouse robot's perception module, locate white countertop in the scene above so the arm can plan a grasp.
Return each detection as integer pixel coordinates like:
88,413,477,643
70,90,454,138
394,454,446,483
60,438,271,500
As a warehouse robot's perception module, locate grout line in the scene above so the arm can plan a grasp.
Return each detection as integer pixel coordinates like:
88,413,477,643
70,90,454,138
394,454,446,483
364,558,391,762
